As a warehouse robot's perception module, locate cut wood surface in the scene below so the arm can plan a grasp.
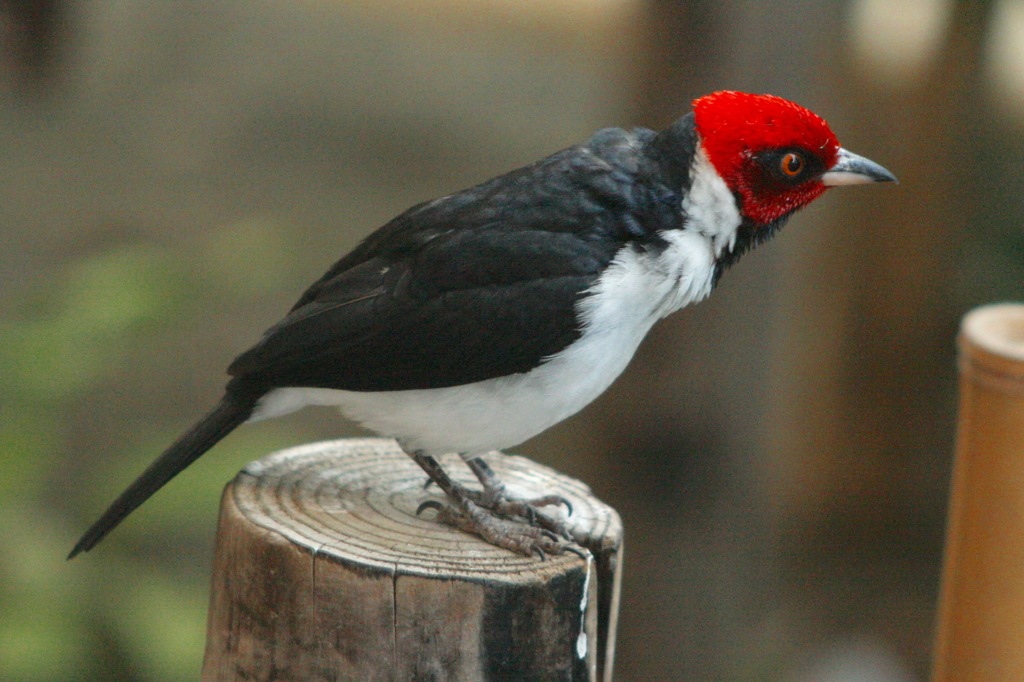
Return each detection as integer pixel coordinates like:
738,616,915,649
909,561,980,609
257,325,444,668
201,438,623,682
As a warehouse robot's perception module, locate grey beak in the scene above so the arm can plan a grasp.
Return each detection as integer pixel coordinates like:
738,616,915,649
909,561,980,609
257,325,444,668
820,148,897,186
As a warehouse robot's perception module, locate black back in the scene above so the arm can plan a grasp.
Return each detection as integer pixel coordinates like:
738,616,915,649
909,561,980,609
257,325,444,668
227,119,698,394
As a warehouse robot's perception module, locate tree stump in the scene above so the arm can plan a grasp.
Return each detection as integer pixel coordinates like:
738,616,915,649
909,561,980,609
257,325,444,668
201,438,623,682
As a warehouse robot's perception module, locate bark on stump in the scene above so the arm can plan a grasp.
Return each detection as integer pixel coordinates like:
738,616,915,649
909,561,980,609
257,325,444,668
201,438,623,682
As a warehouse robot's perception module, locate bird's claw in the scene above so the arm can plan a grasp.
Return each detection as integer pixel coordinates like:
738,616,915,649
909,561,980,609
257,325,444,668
530,494,572,517
565,544,591,561
416,499,445,515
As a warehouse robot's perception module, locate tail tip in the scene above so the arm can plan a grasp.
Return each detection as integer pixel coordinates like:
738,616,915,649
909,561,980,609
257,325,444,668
67,540,88,561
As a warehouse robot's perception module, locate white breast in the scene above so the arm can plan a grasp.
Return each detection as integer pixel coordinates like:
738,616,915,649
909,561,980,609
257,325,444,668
251,230,720,457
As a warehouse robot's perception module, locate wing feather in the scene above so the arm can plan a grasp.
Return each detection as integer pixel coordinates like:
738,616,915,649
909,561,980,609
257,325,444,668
229,129,664,393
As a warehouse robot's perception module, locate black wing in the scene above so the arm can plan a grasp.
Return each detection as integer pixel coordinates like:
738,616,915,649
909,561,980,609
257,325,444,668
228,127,674,393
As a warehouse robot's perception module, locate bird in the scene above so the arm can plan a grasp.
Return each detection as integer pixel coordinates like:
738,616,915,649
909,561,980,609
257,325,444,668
69,91,896,560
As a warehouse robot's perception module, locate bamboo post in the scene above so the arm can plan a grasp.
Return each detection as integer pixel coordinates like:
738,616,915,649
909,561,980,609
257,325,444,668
933,303,1024,681
201,438,623,682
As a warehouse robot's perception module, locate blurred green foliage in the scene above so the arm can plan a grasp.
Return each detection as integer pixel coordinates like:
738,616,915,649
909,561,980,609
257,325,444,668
1,243,178,680
0,226,308,681
1,244,181,400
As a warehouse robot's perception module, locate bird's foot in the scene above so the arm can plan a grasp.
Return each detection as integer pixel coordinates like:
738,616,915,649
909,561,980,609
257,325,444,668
409,450,587,558
417,490,585,560
459,483,575,541
465,455,583,542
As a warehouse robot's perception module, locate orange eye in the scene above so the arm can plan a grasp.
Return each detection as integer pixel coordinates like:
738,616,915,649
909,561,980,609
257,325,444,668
780,152,804,177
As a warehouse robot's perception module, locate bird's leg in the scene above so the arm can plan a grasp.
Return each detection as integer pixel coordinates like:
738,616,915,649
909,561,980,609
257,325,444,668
407,450,575,559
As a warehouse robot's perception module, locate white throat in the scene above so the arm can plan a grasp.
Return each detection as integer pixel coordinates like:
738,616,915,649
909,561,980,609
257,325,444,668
681,146,742,258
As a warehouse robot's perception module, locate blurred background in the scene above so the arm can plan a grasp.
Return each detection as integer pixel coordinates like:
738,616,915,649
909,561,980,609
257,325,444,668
1,0,1022,680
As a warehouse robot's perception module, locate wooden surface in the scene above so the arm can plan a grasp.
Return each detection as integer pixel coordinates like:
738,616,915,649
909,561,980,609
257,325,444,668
201,438,623,682
933,304,1024,681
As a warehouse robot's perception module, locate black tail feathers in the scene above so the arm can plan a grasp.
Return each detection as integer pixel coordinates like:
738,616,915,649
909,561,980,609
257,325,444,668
67,394,256,559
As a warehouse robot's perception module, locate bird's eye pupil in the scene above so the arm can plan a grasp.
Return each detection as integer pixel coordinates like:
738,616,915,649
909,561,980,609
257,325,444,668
781,152,803,177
